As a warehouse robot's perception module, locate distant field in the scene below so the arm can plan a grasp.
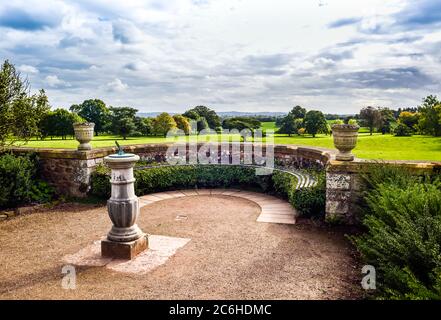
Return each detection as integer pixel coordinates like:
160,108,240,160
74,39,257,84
261,121,277,132
13,122,441,161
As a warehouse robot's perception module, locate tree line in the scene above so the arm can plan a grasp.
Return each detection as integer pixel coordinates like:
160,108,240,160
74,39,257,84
2,58,441,150
352,98,441,137
274,98,441,138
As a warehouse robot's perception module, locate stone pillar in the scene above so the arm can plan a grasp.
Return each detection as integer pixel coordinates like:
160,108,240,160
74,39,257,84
101,152,148,259
325,161,363,225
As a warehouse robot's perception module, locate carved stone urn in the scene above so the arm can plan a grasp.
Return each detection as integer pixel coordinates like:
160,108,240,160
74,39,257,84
331,124,359,161
73,122,95,151
101,149,147,259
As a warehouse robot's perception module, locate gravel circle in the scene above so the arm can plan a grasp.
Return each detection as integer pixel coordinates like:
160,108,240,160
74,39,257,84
0,195,362,299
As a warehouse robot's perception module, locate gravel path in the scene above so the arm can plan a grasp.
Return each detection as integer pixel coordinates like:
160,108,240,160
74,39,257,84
0,195,362,299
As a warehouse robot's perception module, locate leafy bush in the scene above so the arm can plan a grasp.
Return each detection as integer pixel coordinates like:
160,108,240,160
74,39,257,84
89,164,111,198
290,172,326,217
0,153,54,208
271,170,326,217
394,123,413,136
271,170,297,198
353,166,441,299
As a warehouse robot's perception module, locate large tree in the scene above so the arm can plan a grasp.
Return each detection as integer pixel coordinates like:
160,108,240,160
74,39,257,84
153,112,177,137
134,117,153,136
0,60,50,148
173,115,191,135
359,106,382,135
304,110,327,137
109,107,138,139
398,111,419,130
418,95,441,137
378,107,396,134
183,105,221,129
288,105,307,119
70,99,110,135
40,109,83,139
277,114,303,136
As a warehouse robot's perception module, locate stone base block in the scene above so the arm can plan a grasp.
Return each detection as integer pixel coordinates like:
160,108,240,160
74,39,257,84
101,234,148,260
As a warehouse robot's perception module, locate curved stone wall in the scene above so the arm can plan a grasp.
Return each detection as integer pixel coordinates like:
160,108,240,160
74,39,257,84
12,143,332,197
11,143,441,225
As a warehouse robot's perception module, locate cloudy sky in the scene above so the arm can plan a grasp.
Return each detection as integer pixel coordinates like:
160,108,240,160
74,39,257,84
1,0,441,114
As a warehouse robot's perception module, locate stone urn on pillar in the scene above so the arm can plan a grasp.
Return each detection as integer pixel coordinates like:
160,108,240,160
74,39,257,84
101,142,148,259
73,122,95,151
331,124,359,161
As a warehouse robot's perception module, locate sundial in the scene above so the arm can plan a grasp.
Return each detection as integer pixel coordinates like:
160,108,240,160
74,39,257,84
108,141,135,158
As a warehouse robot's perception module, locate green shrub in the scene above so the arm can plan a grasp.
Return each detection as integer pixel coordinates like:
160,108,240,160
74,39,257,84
271,170,297,198
271,170,325,217
0,153,54,208
289,172,326,217
394,123,413,136
89,164,111,198
353,167,441,299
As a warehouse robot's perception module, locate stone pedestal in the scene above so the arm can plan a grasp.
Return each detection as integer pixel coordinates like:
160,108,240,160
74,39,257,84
102,152,148,259
102,234,148,260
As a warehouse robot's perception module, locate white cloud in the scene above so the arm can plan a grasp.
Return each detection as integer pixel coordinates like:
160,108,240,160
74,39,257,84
112,19,145,44
45,75,66,87
0,0,439,113
18,64,39,74
106,78,128,91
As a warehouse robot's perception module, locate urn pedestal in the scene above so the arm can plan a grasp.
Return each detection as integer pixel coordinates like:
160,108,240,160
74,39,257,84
332,124,359,161
101,152,148,259
73,122,95,151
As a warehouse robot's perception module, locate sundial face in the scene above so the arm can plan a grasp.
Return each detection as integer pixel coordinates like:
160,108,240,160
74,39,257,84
115,141,125,156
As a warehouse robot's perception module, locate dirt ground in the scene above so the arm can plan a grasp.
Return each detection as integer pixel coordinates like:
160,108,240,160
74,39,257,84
0,195,362,299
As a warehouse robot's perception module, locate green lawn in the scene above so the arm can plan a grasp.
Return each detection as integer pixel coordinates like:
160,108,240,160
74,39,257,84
13,122,441,161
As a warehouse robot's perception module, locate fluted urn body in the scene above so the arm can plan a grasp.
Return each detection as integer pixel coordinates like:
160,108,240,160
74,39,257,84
104,153,143,242
73,122,94,151
332,124,359,161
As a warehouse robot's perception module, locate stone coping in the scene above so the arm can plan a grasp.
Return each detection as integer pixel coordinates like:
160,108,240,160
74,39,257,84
139,189,298,225
10,142,333,162
328,159,441,173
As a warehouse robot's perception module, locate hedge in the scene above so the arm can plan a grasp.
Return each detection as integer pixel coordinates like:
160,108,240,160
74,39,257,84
90,164,325,217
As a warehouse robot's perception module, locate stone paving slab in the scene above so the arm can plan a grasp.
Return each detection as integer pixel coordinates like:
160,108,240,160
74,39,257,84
196,189,211,195
219,190,241,196
140,195,164,202
257,215,296,224
162,191,187,198
152,193,175,200
140,189,297,225
209,189,227,195
62,235,191,275
179,190,199,196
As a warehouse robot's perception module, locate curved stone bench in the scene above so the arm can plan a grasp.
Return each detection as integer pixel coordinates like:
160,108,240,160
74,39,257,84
139,189,297,225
